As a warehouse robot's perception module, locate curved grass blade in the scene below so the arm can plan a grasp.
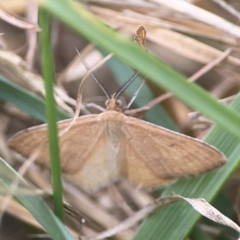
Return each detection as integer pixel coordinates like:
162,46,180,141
0,157,74,240
0,74,70,122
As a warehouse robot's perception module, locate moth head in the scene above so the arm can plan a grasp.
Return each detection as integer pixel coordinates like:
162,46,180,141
105,95,122,112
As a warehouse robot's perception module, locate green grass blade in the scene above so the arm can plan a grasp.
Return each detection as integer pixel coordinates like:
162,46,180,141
190,226,212,240
102,51,178,131
133,94,240,239
41,0,240,140
0,157,74,240
39,8,64,221
0,74,70,122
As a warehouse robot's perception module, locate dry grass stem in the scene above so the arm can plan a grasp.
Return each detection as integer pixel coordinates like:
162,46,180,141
58,52,114,137
150,0,240,39
91,5,238,45
0,146,45,223
0,50,74,114
57,44,95,86
64,183,134,240
127,47,234,117
25,0,39,68
213,0,240,20
0,196,43,229
108,184,135,216
0,8,40,31
90,195,181,240
92,7,240,66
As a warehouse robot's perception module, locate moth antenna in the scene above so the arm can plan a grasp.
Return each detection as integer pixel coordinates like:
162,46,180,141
115,72,139,99
75,47,110,99
124,80,145,111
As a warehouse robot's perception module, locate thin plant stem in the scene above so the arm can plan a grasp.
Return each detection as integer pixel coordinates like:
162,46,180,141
39,8,64,221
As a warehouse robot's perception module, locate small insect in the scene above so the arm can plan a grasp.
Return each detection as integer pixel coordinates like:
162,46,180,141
134,25,147,49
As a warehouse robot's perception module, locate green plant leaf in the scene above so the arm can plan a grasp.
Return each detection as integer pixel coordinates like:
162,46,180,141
0,157,74,240
39,7,64,221
190,225,212,240
0,74,70,122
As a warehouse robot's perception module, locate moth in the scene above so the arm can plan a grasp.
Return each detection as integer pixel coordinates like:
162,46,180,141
8,91,226,192
8,26,226,192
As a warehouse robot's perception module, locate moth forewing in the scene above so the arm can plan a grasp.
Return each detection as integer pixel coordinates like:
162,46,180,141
8,114,101,174
123,116,226,180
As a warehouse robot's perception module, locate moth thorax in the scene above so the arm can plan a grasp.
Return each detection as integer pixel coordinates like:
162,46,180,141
106,121,122,148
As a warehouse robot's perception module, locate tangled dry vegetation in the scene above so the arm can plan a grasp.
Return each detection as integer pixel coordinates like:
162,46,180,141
1,0,240,239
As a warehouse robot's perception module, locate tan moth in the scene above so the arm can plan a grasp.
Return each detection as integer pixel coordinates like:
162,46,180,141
8,26,226,192
8,93,226,192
